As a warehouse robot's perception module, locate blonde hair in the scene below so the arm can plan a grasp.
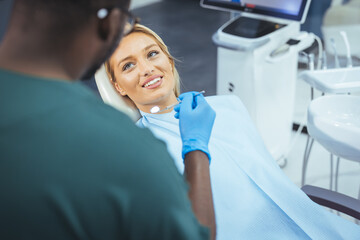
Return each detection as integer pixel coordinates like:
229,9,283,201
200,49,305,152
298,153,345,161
105,24,181,98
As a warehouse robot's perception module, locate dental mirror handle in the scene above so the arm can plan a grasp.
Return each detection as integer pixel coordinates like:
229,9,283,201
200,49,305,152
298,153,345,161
157,102,180,114
152,91,205,114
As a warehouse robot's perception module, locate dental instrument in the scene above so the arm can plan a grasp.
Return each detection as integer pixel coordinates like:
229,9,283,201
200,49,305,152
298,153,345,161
150,91,205,114
308,53,315,71
322,51,328,70
312,33,324,70
340,31,353,68
330,38,340,68
300,52,315,71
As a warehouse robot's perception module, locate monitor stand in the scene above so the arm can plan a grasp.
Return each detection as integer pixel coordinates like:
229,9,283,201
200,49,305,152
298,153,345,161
222,16,286,39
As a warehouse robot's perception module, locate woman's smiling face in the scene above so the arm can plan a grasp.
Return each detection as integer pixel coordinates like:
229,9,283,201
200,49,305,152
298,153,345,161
109,32,178,113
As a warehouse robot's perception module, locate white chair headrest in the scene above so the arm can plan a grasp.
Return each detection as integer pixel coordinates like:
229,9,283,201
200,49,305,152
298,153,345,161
94,64,139,121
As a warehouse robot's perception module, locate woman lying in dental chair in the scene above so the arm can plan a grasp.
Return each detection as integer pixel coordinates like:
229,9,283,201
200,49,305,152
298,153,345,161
103,24,360,239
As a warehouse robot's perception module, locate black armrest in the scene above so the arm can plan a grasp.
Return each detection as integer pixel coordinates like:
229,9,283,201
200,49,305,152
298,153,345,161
302,185,360,220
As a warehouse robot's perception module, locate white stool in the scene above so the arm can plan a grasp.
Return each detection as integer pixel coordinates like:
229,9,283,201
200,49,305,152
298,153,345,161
299,67,360,195
307,94,360,214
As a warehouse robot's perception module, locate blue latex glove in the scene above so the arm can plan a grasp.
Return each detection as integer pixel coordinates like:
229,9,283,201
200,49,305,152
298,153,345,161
174,92,216,162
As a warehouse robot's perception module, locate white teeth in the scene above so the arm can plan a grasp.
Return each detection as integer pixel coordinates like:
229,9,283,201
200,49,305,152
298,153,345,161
144,77,161,87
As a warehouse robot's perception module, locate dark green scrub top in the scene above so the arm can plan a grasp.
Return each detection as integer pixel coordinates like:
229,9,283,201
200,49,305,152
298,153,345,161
0,69,209,240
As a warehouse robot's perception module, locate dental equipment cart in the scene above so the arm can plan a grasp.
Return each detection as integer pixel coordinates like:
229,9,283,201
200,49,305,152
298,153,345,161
201,0,313,164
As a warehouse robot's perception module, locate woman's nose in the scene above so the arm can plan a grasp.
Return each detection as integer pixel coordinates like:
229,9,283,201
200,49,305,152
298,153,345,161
139,60,154,77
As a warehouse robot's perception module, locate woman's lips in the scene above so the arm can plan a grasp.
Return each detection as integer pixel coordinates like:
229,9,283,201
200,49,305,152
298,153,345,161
143,77,163,89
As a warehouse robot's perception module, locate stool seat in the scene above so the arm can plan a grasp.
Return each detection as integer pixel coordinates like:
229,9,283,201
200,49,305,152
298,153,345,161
307,95,360,161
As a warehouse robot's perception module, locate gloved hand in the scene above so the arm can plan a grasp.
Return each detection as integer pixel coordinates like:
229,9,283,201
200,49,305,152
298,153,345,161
174,91,216,163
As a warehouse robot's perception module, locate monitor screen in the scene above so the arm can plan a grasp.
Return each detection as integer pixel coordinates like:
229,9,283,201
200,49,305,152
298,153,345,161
201,0,311,23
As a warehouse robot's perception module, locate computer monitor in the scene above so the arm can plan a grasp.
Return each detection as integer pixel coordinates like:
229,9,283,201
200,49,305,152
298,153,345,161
201,0,311,23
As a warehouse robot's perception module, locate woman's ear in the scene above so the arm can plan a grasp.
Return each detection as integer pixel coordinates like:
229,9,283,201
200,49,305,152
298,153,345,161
114,82,127,96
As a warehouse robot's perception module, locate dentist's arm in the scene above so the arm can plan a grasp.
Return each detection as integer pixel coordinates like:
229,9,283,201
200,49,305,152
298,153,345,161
174,92,216,240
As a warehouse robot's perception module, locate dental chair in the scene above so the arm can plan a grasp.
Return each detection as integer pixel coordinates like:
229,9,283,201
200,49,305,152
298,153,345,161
302,185,360,220
94,64,360,222
94,64,140,121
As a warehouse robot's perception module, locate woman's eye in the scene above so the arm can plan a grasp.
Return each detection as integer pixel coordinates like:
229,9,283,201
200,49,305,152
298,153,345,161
148,50,159,58
122,62,134,71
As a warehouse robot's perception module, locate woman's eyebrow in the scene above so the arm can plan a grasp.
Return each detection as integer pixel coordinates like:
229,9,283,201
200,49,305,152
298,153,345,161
117,56,132,67
143,44,157,52
117,44,158,67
